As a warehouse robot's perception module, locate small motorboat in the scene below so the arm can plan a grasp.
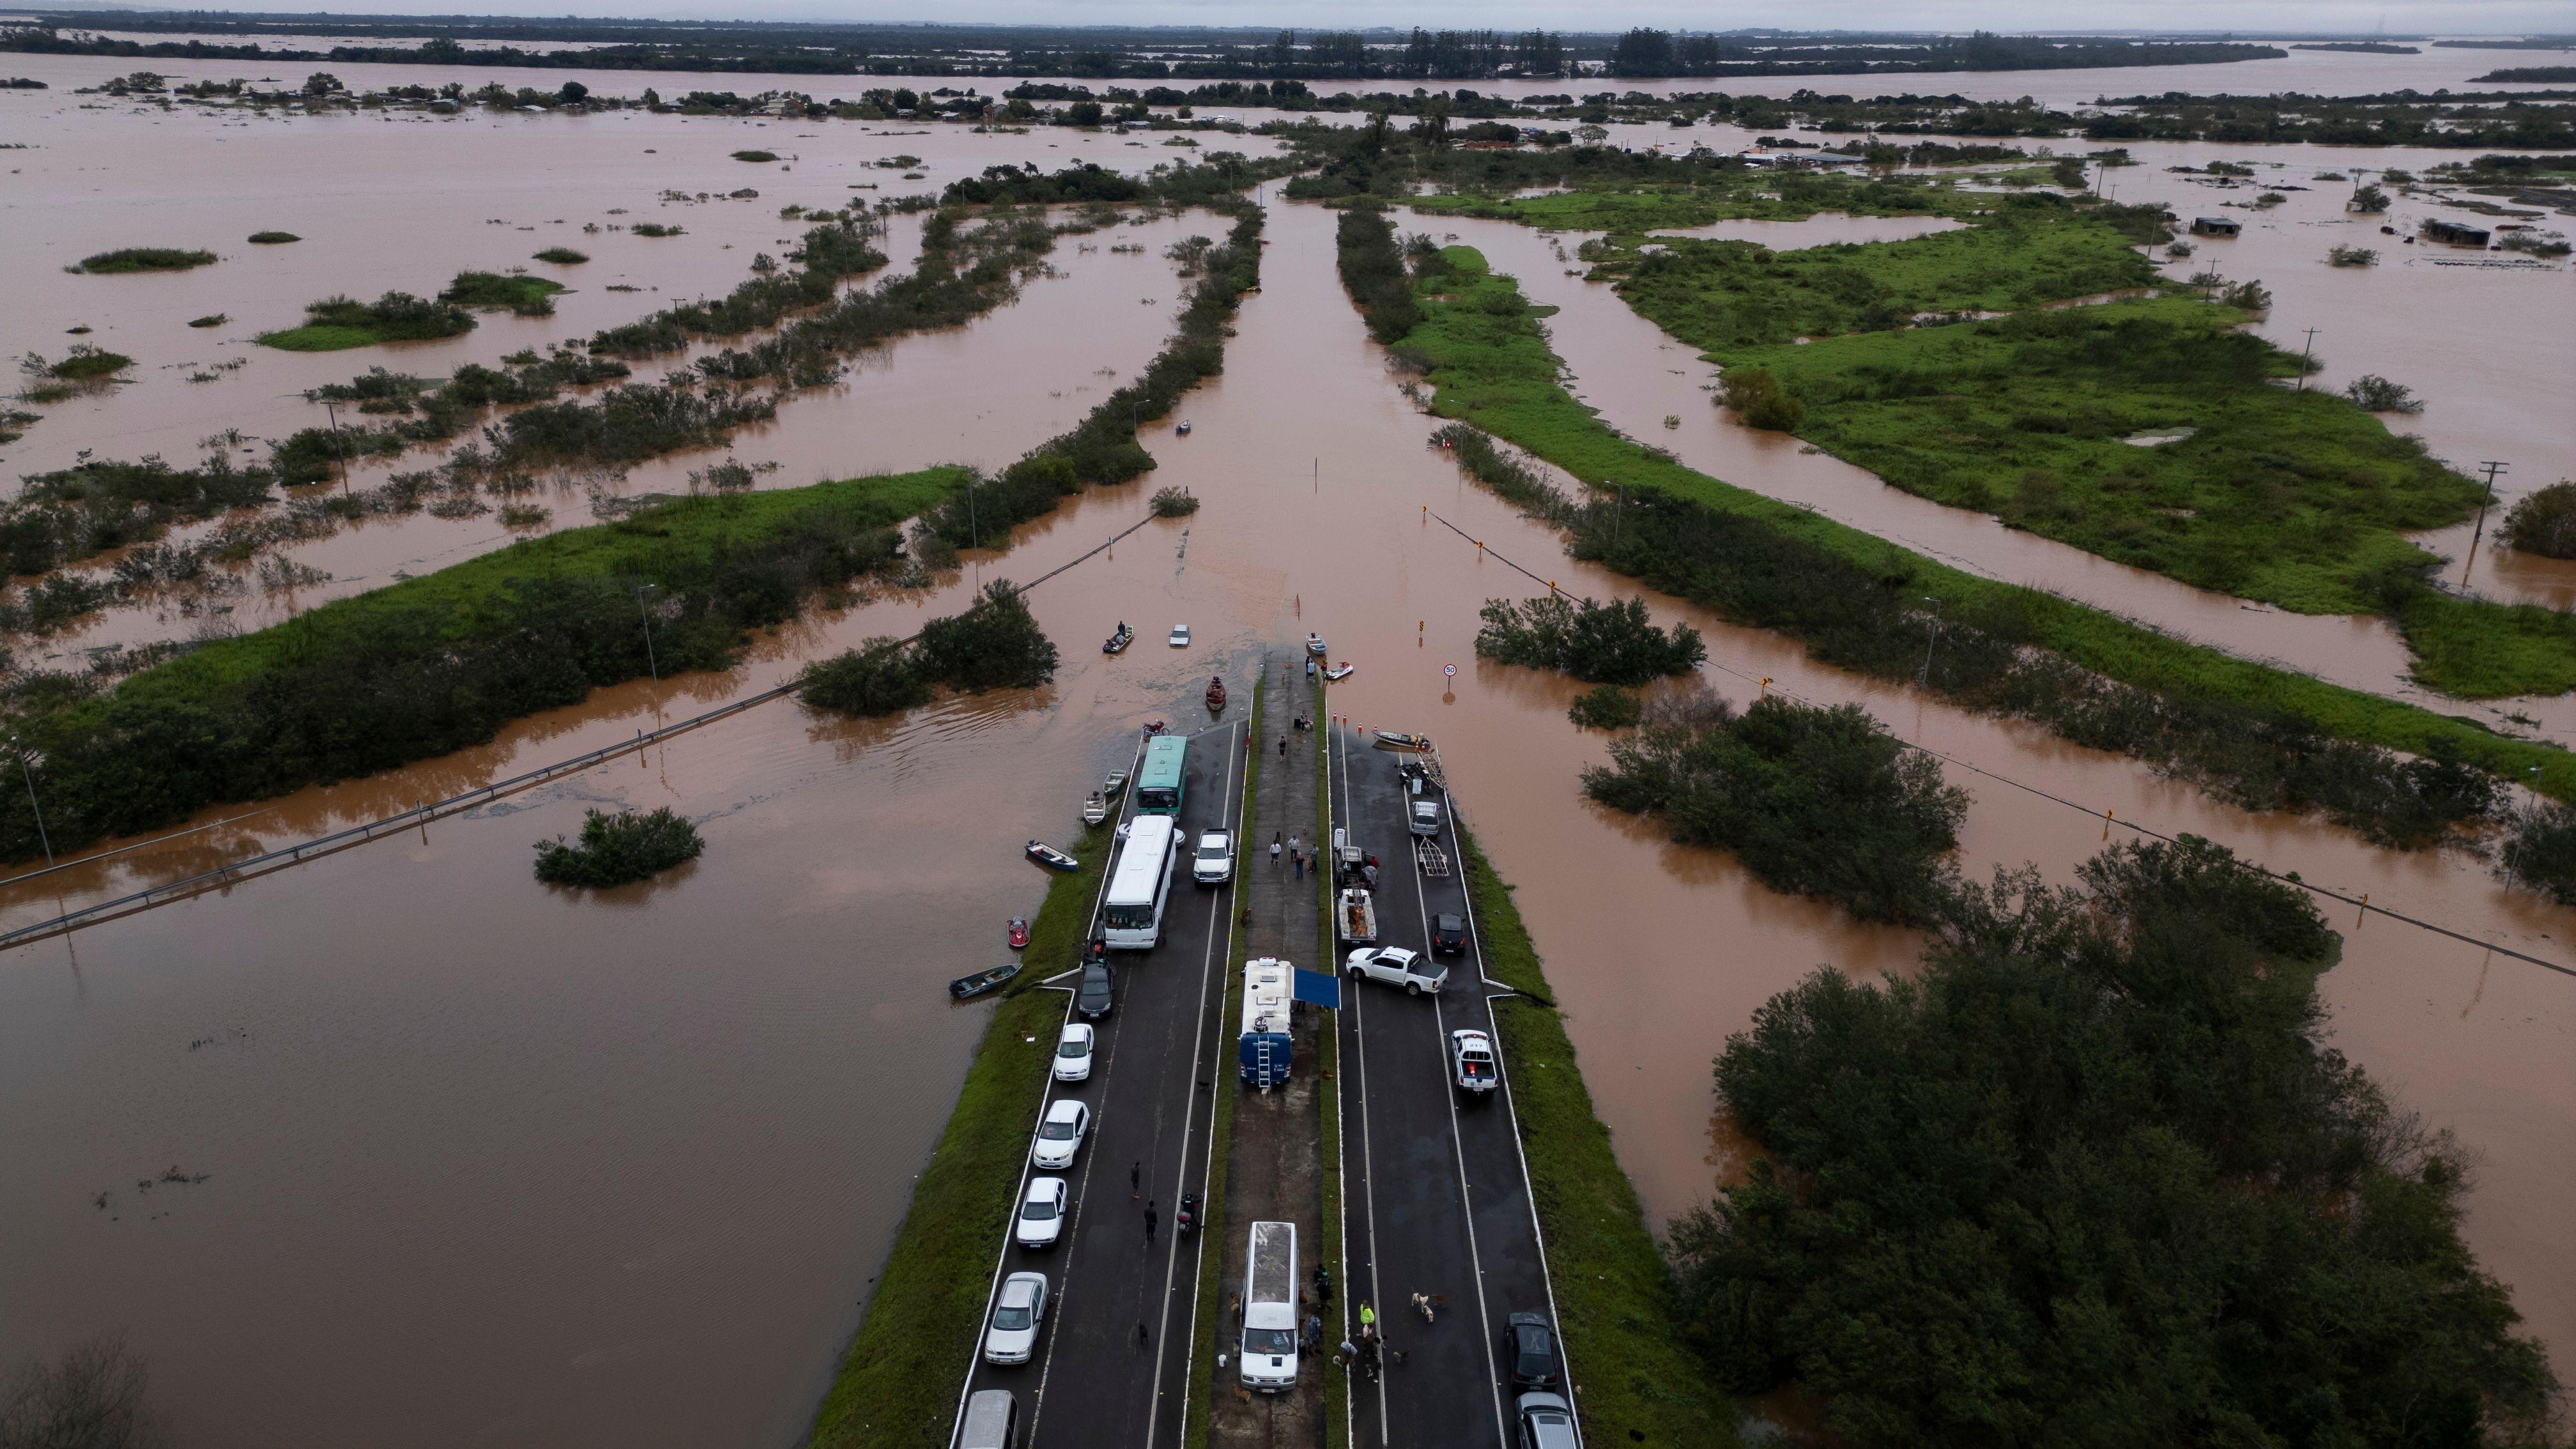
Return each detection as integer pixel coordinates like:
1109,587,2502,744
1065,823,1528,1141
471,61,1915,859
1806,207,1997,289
1008,917,1030,950
1205,677,1228,712
1306,633,1328,656
1103,624,1134,654
950,962,1022,1000
1082,791,1108,825
1176,419,1193,436
1103,770,1129,799
1026,840,1081,872
1323,663,1356,682
1372,730,1434,753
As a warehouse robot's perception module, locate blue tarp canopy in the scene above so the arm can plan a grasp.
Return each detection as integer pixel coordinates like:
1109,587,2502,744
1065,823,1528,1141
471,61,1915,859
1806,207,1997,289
1292,968,1341,1009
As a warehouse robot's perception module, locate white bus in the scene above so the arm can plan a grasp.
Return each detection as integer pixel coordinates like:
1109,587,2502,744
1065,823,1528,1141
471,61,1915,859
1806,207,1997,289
1101,814,1179,949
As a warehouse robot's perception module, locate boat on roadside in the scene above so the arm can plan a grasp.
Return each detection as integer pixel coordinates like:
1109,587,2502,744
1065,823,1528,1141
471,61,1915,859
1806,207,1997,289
1206,677,1228,712
1306,633,1328,656
1323,663,1356,682
1026,841,1080,872
1082,792,1109,825
1103,624,1135,654
1008,917,1030,950
950,962,1022,1000
1103,770,1129,799
1337,886,1378,944
1372,730,1433,753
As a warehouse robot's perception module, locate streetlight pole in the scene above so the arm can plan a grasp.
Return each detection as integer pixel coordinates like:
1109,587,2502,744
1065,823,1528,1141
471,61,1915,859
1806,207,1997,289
10,736,52,866
634,585,659,684
1919,596,1942,689
2508,765,2543,887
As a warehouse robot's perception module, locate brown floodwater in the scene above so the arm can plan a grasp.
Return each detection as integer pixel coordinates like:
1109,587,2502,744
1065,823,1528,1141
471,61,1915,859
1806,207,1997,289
2,109,2571,1446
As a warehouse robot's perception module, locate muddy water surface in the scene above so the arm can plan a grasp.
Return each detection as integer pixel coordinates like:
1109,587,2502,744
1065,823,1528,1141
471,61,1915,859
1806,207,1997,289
1,113,2571,1448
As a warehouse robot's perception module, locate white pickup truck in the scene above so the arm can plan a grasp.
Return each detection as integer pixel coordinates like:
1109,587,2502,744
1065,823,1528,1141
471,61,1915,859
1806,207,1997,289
1450,1029,1498,1094
1344,946,1448,995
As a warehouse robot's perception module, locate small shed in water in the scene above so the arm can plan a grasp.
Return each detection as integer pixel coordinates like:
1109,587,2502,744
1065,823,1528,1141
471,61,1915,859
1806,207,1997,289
2191,216,2242,237
2422,218,2492,247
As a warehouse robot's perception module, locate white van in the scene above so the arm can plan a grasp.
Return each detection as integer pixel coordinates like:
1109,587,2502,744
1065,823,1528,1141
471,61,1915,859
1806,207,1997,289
958,1388,1020,1449
1239,1220,1300,1392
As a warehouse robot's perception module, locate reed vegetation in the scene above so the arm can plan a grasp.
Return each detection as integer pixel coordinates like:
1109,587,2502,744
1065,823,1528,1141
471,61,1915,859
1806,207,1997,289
532,806,703,886
439,270,566,316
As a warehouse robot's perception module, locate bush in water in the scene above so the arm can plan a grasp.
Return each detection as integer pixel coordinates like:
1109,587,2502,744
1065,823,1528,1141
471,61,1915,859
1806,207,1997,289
533,806,702,887
1583,693,1965,924
1149,486,1200,517
2501,480,2576,560
2344,373,2423,413
1476,594,1706,687
1673,836,2560,1446
1719,367,1804,431
916,581,1057,692
2500,797,2576,901
1567,683,1641,730
798,637,931,716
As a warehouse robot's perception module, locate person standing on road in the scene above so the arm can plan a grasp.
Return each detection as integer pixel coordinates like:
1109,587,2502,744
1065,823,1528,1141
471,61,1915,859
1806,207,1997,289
1279,734,1287,760
1287,834,1300,863
1293,850,1304,880
1144,1201,1159,1243
1358,1301,1376,1336
1131,1160,1142,1199
1271,832,1282,867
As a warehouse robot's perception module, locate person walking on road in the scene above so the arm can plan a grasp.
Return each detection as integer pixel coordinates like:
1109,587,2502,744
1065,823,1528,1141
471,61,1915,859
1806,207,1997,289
1271,832,1282,868
1131,1160,1141,1199
1135,1321,1150,1349
1279,734,1287,760
1358,1301,1376,1337
1293,850,1304,880
1144,1200,1159,1243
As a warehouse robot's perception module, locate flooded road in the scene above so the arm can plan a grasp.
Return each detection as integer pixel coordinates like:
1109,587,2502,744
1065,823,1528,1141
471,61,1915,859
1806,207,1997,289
1,100,2571,1445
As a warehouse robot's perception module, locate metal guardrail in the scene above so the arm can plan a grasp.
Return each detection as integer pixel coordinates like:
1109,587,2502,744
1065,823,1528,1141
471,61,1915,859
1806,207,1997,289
0,682,796,952
0,509,1167,954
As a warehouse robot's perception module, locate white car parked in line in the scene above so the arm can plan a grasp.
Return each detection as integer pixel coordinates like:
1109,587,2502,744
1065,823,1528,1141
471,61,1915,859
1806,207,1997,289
1053,1023,1095,1082
1193,829,1236,884
1016,1176,1071,1248
983,1271,1050,1365
1031,1099,1091,1170
1345,945,1450,996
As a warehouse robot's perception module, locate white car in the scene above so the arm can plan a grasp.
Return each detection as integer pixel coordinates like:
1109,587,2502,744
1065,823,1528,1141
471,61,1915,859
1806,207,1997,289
983,1271,1050,1365
1346,945,1449,996
1193,829,1236,884
1031,1098,1091,1170
1016,1176,1071,1248
1053,1023,1095,1082
1169,624,1190,647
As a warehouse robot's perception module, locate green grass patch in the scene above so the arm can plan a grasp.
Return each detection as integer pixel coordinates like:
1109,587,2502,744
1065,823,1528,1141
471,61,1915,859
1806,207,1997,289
1390,245,2576,802
73,247,216,273
1458,823,1738,1449
1188,670,1265,1449
1603,207,2157,344
807,815,1112,1449
246,231,300,244
532,246,590,264
259,291,475,351
440,270,566,316
1405,170,1966,232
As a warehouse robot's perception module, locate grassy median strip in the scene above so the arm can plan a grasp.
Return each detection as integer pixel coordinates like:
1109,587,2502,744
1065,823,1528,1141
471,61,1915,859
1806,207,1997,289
808,816,1111,1449
1310,677,1349,1449
1186,668,1262,1449
1457,824,1738,1449
1379,240,2576,804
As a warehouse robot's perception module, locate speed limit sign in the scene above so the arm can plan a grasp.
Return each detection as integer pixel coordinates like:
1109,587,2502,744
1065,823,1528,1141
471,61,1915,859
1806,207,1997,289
1445,664,1457,678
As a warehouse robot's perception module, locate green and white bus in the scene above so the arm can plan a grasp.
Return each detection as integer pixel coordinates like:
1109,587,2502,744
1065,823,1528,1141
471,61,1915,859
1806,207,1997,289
1136,734,1188,816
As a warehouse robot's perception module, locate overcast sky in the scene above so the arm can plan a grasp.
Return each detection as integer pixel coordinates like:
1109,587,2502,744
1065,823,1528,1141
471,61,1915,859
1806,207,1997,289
75,0,2576,32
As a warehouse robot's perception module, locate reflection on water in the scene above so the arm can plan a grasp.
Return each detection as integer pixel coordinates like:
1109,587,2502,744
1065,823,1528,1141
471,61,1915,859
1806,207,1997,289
0,93,2570,1445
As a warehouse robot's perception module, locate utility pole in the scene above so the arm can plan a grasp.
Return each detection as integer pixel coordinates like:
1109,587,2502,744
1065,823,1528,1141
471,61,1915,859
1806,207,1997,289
1919,596,1942,689
321,399,351,496
2471,460,2509,551
634,585,659,684
10,736,52,867
2294,327,2319,390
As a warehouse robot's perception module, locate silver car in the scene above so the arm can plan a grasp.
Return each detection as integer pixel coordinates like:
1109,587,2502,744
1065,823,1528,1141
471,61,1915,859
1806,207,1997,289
983,1271,1050,1365
1015,1176,1070,1249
